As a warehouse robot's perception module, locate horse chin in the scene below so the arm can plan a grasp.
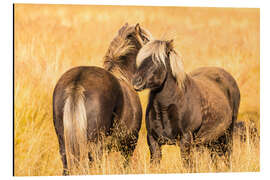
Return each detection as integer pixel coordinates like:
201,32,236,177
133,83,146,92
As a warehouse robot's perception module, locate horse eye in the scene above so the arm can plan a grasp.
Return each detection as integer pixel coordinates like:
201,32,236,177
119,55,126,60
127,34,133,38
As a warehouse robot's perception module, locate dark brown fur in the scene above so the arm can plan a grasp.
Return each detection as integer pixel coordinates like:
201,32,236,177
133,40,240,168
53,23,152,175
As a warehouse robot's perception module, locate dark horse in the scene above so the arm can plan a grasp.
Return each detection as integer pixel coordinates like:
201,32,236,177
132,39,240,167
53,23,152,175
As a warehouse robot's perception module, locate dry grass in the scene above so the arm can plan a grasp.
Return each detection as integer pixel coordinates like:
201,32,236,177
14,4,260,176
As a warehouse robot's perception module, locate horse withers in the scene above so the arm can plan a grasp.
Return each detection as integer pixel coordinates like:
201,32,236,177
132,39,240,168
53,23,152,175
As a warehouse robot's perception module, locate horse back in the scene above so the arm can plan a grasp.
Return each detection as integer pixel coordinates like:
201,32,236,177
190,66,240,116
53,66,124,139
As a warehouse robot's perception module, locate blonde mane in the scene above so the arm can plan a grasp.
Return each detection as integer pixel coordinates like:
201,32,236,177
136,40,167,68
136,40,186,90
103,24,153,72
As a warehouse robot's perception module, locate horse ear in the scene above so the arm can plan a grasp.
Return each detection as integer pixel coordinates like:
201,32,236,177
118,23,129,35
134,23,146,46
166,39,174,52
135,23,141,34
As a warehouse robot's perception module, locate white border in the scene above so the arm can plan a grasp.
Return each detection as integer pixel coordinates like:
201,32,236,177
2,0,269,179
12,0,260,8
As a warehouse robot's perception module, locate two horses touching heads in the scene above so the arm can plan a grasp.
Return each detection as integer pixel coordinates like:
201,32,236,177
53,23,240,175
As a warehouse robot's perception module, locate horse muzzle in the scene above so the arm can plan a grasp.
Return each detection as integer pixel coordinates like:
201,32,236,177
133,84,145,91
132,77,145,91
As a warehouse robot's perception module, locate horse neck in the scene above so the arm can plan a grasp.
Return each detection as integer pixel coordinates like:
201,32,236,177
110,54,137,85
153,72,190,107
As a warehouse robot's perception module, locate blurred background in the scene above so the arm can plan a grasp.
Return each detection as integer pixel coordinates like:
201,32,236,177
14,4,260,175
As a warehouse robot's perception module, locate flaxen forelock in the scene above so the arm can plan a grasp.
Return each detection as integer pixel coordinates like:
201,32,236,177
136,39,186,90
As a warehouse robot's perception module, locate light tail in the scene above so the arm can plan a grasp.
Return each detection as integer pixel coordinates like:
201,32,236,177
63,85,88,174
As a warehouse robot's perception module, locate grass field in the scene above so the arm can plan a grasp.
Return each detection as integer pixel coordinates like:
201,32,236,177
14,4,260,176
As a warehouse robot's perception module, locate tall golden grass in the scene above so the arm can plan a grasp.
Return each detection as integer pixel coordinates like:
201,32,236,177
14,4,260,176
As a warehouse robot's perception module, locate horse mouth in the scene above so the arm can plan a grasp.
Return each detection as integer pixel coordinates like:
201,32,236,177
133,84,145,91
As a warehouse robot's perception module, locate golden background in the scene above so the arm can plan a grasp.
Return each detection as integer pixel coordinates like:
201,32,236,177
14,4,260,175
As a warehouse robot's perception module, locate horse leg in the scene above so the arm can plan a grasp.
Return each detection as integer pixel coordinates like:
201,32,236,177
147,134,162,165
179,132,193,170
208,140,221,170
87,136,104,168
56,133,68,175
98,143,104,162
223,126,233,169
89,140,104,170
119,134,138,168
87,149,96,169
60,145,68,175
209,128,233,170
53,114,68,175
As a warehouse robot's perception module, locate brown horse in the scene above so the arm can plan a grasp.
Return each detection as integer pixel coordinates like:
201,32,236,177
53,23,152,175
132,39,240,167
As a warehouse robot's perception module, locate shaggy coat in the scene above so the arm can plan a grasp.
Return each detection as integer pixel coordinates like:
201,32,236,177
133,40,240,166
